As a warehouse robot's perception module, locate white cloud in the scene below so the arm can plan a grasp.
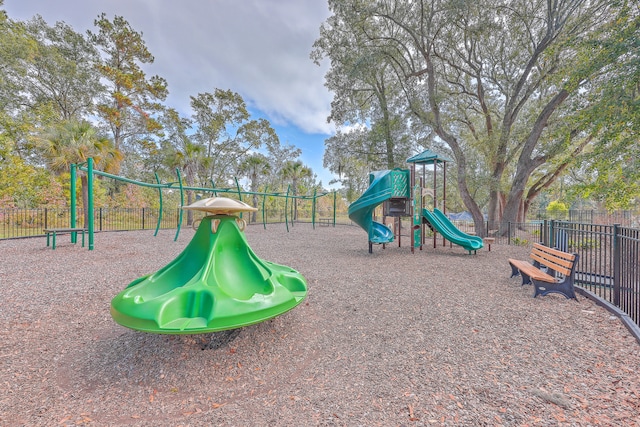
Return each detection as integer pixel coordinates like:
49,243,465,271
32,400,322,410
4,0,334,134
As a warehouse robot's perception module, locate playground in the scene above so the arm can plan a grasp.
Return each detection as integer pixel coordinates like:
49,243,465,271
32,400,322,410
2,224,640,426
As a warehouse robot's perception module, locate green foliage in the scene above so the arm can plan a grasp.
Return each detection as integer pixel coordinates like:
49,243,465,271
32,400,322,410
315,0,635,232
511,237,529,246
568,238,599,251
546,200,569,218
561,6,640,211
21,16,103,121
109,184,153,208
88,13,167,152
0,156,57,207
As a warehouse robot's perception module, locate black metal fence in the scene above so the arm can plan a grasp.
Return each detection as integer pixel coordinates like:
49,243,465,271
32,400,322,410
548,221,640,328
527,209,637,226
0,208,183,239
0,206,352,239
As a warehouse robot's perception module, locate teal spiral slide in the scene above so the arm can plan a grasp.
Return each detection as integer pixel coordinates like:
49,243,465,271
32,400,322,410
348,170,395,245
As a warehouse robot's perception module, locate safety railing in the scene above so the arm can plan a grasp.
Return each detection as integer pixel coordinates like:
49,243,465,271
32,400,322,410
0,206,351,239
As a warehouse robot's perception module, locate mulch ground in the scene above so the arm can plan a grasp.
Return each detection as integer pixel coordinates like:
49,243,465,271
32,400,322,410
1,223,639,426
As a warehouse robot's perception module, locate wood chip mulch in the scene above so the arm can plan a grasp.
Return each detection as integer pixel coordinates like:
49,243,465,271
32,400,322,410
1,224,639,426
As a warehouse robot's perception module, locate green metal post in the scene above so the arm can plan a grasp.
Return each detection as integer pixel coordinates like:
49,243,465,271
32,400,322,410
312,188,317,229
284,185,290,232
154,173,163,237
235,177,243,219
333,191,337,227
262,185,268,230
70,163,77,242
210,179,218,196
175,169,184,241
87,157,94,250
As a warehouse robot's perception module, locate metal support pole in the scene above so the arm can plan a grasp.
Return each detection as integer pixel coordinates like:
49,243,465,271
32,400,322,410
262,185,268,230
70,163,77,243
154,173,163,236
174,168,184,241
70,164,77,225
443,161,447,214
284,185,290,232
333,191,337,227
235,177,243,219
87,158,94,250
312,188,317,229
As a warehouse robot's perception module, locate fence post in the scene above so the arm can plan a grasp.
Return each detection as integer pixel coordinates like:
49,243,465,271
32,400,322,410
549,220,555,248
142,207,145,230
613,223,621,307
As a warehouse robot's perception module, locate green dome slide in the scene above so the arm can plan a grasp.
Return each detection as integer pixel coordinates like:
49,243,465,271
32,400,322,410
111,209,307,334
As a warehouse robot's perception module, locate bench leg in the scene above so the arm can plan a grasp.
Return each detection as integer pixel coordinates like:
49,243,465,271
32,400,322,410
52,232,57,250
533,279,577,300
508,262,532,285
509,263,519,278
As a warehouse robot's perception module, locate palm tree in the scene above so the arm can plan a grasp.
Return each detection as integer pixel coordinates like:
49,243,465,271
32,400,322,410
238,154,271,222
281,160,312,221
40,119,122,227
165,139,208,225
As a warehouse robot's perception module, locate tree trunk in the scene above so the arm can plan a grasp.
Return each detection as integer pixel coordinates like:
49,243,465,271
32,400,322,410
252,194,258,223
500,89,569,234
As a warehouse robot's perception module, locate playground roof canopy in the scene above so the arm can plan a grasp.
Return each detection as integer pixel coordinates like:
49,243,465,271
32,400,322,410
406,149,452,165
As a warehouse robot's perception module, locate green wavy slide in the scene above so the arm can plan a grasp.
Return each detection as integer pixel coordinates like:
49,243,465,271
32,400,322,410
422,208,484,253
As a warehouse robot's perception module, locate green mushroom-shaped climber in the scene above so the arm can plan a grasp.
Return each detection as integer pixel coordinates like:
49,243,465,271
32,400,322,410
110,197,308,334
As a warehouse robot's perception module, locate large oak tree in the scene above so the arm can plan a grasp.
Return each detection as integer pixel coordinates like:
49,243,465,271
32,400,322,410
315,0,631,234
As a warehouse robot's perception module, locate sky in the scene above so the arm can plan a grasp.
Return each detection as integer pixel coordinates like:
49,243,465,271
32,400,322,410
3,0,338,187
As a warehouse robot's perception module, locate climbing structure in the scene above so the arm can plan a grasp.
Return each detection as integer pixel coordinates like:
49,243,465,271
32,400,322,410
110,197,308,334
349,150,483,254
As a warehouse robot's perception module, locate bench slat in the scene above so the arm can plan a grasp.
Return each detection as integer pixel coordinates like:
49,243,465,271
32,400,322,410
530,253,573,276
532,242,575,260
508,259,556,283
530,243,575,276
532,244,575,262
530,251,575,269
44,228,86,233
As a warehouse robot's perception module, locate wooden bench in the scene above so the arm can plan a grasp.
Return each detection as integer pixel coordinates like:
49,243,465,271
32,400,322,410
318,218,332,227
44,228,86,250
508,243,579,299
